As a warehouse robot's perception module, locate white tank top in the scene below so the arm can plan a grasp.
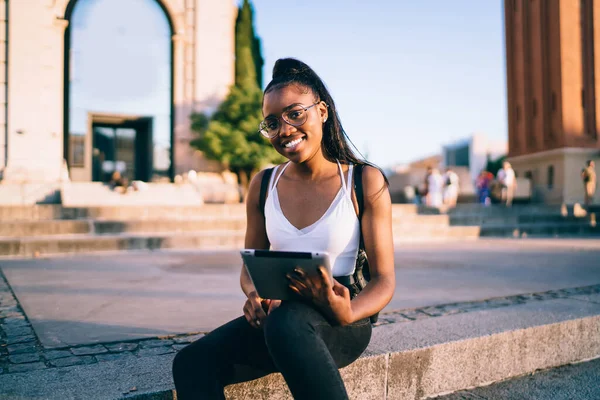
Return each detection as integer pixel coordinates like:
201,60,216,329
265,161,361,277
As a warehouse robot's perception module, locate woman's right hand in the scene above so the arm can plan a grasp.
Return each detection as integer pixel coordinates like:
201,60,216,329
243,291,282,328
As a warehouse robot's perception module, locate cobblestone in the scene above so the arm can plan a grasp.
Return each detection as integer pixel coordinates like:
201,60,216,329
9,353,40,364
3,326,33,337
96,352,137,362
137,347,175,357
49,356,95,368
8,362,47,373
44,350,72,360
5,335,35,345
105,342,138,352
173,334,204,344
172,344,188,351
140,339,174,348
7,343,37,355
400,309,431,321
70,345,108,356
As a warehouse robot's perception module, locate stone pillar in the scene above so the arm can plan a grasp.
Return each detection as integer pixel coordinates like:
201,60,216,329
0,0,6,172
4,1,66,182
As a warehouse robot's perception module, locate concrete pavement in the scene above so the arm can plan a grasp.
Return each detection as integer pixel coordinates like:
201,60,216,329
1,239,600,347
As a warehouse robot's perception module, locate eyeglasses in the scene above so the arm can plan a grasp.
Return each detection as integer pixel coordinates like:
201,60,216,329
259,102,320,139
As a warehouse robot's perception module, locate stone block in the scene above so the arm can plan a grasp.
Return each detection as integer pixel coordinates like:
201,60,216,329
44,350,72,360
5,335,35,345
7,343,37,355
105,342,138,352
140,339,174,348
137,347,175,357
9,353,40,364
49,355,95,368
8,362,47,373
70,345,107,356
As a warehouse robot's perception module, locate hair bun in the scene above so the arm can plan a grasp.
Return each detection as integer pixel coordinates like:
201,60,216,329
272,58,312,79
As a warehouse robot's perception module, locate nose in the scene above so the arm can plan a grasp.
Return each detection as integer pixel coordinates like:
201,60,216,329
278,120,296,137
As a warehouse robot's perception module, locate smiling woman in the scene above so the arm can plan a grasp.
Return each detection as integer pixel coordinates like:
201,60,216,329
172,58,396,400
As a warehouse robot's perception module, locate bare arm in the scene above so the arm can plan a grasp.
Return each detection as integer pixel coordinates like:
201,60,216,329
349,165,396,322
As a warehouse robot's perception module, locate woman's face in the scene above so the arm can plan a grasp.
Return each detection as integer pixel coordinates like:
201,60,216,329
262,85,328,164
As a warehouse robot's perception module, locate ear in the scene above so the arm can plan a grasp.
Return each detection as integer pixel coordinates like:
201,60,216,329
318,101,329,123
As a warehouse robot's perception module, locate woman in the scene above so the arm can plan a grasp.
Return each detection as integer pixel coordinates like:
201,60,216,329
172,58,395,399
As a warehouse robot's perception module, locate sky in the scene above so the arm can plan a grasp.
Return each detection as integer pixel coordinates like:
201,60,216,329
253,0,508,167
70,0,508,170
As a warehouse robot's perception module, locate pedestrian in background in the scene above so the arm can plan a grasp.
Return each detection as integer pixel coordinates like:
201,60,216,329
443,167,460,207
427,168,444,207
497,161,516,207
581,160,597,205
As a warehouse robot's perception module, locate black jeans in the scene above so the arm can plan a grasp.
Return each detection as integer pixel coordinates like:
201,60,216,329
172,301,372,400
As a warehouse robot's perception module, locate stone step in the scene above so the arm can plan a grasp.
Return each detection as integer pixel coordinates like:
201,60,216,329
480,223,600,238
450,213,598,226
0,232,246,258
0,205,247,221
0,218,247,238
1,290,597,399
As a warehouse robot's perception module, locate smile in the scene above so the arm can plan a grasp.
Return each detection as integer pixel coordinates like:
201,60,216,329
283,137,305,149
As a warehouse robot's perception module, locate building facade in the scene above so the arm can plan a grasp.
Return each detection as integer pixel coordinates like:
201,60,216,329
504,0,600,203
0,0,235,183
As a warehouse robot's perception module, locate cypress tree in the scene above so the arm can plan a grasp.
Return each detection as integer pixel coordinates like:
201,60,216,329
235,0,263,88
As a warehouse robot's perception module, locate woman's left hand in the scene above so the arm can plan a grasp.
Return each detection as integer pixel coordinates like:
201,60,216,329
287,266,354,325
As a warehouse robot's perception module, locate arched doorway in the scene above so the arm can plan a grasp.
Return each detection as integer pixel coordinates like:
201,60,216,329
63,0,174,182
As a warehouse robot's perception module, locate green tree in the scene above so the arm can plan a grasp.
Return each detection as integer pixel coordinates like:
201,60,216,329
191,0,276,199
235,0,263,88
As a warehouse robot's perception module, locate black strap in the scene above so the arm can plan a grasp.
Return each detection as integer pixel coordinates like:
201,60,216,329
259,168,274,214
353,163,365,249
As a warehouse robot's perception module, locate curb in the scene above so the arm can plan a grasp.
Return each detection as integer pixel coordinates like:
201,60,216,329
121,314,600,400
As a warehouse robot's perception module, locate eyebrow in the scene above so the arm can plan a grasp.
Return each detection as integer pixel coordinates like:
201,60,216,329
264,103,304,118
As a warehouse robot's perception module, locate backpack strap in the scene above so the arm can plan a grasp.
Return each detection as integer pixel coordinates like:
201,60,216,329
353,163,365,250
259,168,274,215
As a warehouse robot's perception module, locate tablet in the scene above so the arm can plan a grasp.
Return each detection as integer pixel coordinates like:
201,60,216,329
240,249,332,300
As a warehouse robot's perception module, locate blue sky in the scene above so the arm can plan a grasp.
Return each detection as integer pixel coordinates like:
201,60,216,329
253,0,508,167
70,0,507,169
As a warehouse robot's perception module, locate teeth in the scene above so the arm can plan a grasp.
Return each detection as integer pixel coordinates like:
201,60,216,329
284,138,303,148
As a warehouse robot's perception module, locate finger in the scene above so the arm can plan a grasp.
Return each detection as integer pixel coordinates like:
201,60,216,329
268,300,282,314
287,273,309,291
293,267,306,277
253,303,267,321
318,266,333,290
243,303,259,329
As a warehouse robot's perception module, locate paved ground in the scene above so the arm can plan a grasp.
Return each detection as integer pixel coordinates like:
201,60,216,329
435,357,600,400
1,238,600,348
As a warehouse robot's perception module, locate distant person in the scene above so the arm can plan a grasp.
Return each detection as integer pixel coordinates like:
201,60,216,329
422,166,432,204
443,167,460,207
476,170,492,205
109,171,128,194
496,161,516,207
581,160,597,205
427,168,444,207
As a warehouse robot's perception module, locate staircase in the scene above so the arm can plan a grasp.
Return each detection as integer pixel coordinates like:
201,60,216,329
0,204,480,258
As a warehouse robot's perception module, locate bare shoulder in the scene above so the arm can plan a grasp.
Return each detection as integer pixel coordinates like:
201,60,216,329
361,164,388,198
247,168,270,210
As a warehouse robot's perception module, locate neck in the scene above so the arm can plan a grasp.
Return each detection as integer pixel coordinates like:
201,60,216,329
290,150,338,180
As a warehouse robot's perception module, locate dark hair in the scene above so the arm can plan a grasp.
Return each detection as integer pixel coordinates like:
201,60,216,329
587,160,594,166
264,58,388,186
